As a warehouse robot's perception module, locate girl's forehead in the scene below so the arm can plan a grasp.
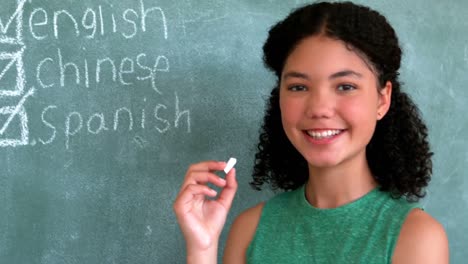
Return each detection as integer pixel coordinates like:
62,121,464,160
283,36,375,77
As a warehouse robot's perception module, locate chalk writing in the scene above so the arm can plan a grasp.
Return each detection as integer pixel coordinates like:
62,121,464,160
0,87,35,147
145,225,152,236
38,92,190,149
1,0,191,149
0,47,25,97
35,49,169,94
0,0,25,45
28,0,168,41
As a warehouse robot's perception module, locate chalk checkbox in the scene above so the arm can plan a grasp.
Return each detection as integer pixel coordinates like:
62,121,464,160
0,87,34,147
0,0,26,45
0,105,29,147
0,47,25,97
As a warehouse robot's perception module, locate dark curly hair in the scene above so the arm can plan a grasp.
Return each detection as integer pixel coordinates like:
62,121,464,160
251,1,432,201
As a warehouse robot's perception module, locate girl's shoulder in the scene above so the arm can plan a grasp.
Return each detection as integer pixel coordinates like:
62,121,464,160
392,209,449,263
223,202,265,264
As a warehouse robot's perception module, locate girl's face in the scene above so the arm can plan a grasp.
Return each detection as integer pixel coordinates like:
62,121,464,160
279,35,391,170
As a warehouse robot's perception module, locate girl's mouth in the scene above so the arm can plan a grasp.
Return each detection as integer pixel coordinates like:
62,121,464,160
305,129,344,140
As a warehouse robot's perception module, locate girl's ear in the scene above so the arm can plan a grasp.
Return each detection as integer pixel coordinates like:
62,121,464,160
377,81,392,120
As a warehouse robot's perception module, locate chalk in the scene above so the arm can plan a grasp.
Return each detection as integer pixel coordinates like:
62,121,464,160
224,157,237,174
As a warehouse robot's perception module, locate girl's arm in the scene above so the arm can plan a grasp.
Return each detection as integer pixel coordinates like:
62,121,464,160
392,209,449,264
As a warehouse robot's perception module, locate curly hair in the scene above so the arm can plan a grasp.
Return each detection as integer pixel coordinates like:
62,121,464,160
251,1,432,201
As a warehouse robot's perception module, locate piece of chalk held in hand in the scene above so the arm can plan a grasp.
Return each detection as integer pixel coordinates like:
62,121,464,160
224,158,237,174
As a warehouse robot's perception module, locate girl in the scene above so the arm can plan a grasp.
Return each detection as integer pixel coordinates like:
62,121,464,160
173,2,449,263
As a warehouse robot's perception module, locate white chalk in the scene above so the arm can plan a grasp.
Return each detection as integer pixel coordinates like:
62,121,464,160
224,157,237,174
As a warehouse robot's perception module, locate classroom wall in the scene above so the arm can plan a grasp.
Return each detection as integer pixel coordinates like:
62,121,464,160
1,0,466,263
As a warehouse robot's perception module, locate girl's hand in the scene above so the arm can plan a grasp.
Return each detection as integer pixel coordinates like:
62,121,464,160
174,161,238,252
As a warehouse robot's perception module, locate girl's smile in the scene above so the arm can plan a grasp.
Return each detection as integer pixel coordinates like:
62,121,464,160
303,129,346,145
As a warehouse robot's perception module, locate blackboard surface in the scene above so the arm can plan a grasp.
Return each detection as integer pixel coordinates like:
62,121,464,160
1,1,466,263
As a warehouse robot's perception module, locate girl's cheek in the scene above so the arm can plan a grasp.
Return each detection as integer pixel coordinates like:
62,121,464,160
341,95,375,115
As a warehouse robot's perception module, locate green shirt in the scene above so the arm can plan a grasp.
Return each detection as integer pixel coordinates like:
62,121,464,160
246,185,421,263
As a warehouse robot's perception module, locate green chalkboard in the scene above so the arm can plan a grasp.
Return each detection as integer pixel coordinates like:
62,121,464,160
1,0,466,263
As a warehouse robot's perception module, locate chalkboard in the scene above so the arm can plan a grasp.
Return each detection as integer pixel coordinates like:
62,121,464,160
1,0,466,263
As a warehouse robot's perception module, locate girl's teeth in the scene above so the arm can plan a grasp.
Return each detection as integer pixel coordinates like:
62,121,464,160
307,130,341,139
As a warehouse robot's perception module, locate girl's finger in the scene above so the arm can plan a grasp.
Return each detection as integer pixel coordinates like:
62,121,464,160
216,168,238,210
186,161,227,175
182,171,226,189
174,184,217,213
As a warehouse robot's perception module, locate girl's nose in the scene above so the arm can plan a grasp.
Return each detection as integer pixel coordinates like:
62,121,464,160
305,89,335,119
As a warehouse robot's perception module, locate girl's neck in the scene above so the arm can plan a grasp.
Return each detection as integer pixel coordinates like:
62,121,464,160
305,155,377,209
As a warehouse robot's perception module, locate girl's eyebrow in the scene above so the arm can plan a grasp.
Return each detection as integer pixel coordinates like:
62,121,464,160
329,70,363,80
282,71,310,81
282,70,363,81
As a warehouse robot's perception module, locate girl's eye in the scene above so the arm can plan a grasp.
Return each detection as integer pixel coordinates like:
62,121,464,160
288,85,307,91
337,84,356,91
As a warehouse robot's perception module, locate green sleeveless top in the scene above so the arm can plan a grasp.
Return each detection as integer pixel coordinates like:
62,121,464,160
246,185,421,264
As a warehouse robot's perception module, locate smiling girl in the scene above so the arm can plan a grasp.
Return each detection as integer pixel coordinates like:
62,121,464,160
173,2,449,263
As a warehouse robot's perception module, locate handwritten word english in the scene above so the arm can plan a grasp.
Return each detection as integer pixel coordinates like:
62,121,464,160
28,0,167,41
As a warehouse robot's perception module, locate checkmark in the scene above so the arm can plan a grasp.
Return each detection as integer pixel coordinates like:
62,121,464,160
0,0,26,44
0,87,34,147
0,87,34,135
0,47,25,97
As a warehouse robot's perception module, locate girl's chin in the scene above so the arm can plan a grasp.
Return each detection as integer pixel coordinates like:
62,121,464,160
305,158,342,169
